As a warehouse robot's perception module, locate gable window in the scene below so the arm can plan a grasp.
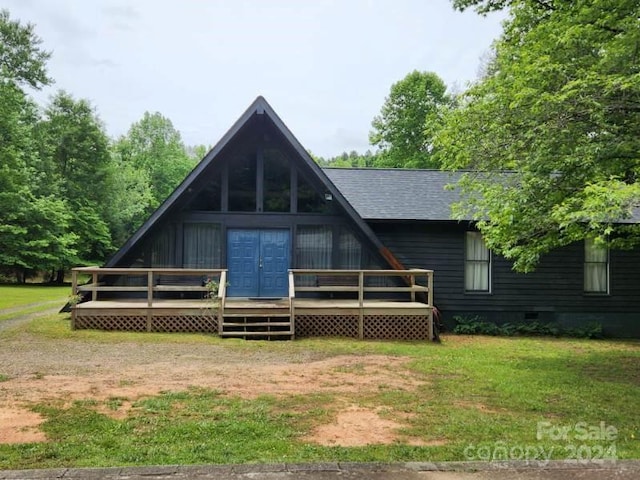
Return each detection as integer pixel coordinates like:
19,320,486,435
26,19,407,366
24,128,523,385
263,148,290,212
465,232,491,293
584,238,608,294
297,172,332,213
228,153,257,212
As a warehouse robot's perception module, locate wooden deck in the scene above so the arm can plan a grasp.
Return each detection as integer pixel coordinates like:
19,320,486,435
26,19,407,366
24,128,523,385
74,298,430,315
71,268,434,340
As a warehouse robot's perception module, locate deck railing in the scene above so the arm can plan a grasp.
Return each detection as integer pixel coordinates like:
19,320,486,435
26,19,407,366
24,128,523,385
288,269,433,302
71,266,227,307
288,269,434,339
71,267,433,339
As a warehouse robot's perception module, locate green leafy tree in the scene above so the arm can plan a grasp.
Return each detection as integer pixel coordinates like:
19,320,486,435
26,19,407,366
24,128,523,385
0,192,78,283
0,9,51,88
452,0,554,15
104,151,155,246
35,91,114,280
370,70,452,168
315,150,379,168
114,112,195,211
0,10,74,282
187,144,210,161
439,0,640,271
37,91,112,203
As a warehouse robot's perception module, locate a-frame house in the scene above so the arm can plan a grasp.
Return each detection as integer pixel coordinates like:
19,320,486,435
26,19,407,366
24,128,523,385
71,97,434,340
71,96,640,339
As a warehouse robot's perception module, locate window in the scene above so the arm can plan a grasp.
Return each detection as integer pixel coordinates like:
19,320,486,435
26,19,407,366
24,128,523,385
297,172,332,213
183,223,221,268
263,149,290,212
295,225,332,286
338,227,362,269
465,232,491,292
150,226,175,267
296,225,332,268
185,170,221,211
228,153,256,211
584,238,608,294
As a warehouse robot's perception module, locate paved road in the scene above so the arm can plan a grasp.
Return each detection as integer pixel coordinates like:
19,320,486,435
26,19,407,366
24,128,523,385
1,461,639,479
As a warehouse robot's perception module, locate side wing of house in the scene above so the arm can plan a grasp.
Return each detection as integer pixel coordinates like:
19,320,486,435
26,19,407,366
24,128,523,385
326,168,640,338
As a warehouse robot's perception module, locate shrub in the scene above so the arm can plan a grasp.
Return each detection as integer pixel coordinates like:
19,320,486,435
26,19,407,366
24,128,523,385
452,315,603,339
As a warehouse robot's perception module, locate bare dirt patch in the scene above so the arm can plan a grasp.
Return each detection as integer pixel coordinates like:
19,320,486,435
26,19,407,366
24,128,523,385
0,407,46,444
0,335,428,446
302,404,436,447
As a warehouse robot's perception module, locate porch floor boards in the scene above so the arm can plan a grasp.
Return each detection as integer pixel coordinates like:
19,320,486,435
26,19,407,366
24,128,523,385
74,298,430,312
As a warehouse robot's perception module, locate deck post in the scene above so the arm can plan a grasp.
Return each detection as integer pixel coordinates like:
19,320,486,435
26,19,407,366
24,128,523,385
410,272,416,302
217,270,226,335
288,271,295,340
91,272,98,301
71,269,77,329
427,271,434,340
146,270,154,332
358,270,364,340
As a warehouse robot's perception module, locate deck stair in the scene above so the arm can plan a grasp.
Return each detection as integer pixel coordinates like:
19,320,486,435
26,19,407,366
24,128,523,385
219,299,293,339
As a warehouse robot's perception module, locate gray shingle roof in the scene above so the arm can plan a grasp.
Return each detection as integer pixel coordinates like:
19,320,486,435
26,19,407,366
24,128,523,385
324,168,461,221
325,168,640,223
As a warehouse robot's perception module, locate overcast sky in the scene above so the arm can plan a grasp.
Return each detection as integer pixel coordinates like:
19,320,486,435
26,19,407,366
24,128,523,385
5,0,505,158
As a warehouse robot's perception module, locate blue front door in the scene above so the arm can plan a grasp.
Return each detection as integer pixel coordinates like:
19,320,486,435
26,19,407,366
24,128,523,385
227,229,289,297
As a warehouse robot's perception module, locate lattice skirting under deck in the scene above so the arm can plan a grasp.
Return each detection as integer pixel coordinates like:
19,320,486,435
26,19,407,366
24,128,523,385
295,314,429,340
74,314,217,333
363,315,429,340
295,314,359,338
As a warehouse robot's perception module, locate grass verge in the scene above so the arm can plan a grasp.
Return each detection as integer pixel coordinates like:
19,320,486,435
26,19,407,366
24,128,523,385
0,285,69,310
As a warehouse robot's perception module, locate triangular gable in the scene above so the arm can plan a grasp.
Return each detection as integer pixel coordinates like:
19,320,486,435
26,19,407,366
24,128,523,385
106,96,393,268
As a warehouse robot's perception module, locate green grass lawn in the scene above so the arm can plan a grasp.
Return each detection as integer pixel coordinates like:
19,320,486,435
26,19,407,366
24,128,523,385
0,284,70,310
0,311,638,469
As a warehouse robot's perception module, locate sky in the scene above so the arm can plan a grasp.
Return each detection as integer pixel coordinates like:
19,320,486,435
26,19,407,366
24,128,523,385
5,0,505,158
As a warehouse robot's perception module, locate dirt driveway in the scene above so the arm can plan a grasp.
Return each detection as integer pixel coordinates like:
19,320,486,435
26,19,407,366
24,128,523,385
0,330,426,446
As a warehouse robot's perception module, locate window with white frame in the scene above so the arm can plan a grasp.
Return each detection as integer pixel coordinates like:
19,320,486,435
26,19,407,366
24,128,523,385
465,232,491,292
584,238,609,294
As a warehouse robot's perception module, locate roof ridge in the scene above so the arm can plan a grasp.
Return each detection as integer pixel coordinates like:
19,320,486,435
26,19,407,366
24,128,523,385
322,167,450,172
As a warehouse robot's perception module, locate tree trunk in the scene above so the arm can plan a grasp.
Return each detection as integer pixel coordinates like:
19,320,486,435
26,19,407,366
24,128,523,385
55,269,65,284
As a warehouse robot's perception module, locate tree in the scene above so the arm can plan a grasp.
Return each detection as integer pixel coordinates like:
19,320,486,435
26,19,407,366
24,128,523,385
37,91,112,203
0,10,70,282
114,112,195,210
370,70,452,168
438,0,640,271
452,0,555,16
314,150,379,168
35,91,114,280
0,191,77,283
104,151,155,247
0,8,51,89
